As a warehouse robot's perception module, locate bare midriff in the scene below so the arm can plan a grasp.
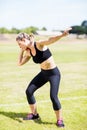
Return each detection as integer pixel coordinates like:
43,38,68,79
40,56,56,70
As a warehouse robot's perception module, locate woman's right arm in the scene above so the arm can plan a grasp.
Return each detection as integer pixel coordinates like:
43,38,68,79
18,49,31,66
37,28,72,46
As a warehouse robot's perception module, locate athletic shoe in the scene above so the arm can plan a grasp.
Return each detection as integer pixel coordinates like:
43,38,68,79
57,120,65,127
23,113,40,120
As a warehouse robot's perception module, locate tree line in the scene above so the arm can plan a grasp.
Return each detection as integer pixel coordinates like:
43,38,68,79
0,20,87,35
69,20,87,36
0,26,47,34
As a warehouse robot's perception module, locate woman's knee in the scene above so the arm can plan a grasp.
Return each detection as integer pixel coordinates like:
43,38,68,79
26,87,31,97
50,95,61,110
26,85,35,97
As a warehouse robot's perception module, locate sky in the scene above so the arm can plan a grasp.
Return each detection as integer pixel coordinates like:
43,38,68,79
0,0,87,30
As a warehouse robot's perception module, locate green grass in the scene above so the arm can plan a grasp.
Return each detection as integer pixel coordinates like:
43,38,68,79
0,37,87,130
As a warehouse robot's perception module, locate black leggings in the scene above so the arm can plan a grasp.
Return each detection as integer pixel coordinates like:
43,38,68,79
26,67,61,110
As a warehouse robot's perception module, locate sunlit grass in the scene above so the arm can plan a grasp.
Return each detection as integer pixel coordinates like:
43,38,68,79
0,36,87,130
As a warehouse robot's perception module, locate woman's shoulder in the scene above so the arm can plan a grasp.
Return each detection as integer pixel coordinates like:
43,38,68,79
35,41,47,51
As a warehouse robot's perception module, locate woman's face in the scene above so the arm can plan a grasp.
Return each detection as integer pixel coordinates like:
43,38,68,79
17,39,31,50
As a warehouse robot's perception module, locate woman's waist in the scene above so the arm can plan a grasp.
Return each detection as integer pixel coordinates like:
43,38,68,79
40,56,56,70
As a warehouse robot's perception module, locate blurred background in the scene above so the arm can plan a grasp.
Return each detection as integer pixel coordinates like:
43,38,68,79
0,0,87,37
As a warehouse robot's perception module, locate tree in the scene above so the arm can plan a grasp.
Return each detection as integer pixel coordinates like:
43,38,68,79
69,26,85,35
41,27,47,31
81,20,87,36
10,27,20,34
69,20,87,38
0,27,9,33
81,20,87,27
21,26,39,34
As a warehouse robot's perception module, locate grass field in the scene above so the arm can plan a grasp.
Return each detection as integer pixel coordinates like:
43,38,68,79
0,35,87,130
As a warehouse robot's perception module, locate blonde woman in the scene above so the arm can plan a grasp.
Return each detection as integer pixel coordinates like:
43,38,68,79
16,28,71,127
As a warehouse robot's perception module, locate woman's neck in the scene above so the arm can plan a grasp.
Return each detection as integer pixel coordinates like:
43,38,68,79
28,41,35,50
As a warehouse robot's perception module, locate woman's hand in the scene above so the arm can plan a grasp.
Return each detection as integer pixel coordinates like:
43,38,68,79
18,48,31,66
18,49,24,65
62,28,72,37
25,48,30,56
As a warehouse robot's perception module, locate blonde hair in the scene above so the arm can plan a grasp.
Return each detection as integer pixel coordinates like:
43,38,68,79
16,33,34,41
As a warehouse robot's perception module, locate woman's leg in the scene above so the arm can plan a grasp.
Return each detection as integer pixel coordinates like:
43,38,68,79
55,109,63,121
49,71,64,127
26,71,47,115
49,75,63,120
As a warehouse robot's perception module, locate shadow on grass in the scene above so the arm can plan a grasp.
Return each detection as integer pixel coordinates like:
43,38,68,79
0,111,55,125
34,118,55,125
0,111,27,123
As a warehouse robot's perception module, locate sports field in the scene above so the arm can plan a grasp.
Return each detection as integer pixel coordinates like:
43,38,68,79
0,34,87,130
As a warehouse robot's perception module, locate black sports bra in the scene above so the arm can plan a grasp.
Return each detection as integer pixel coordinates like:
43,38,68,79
30,42,52,64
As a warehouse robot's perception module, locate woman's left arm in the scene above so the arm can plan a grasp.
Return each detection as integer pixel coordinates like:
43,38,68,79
37,28,72,46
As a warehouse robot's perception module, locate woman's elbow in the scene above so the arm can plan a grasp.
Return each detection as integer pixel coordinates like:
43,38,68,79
17,62,23,66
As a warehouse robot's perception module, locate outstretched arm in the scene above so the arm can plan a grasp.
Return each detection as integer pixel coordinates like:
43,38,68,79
37,28,72,46
18,49,31,66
